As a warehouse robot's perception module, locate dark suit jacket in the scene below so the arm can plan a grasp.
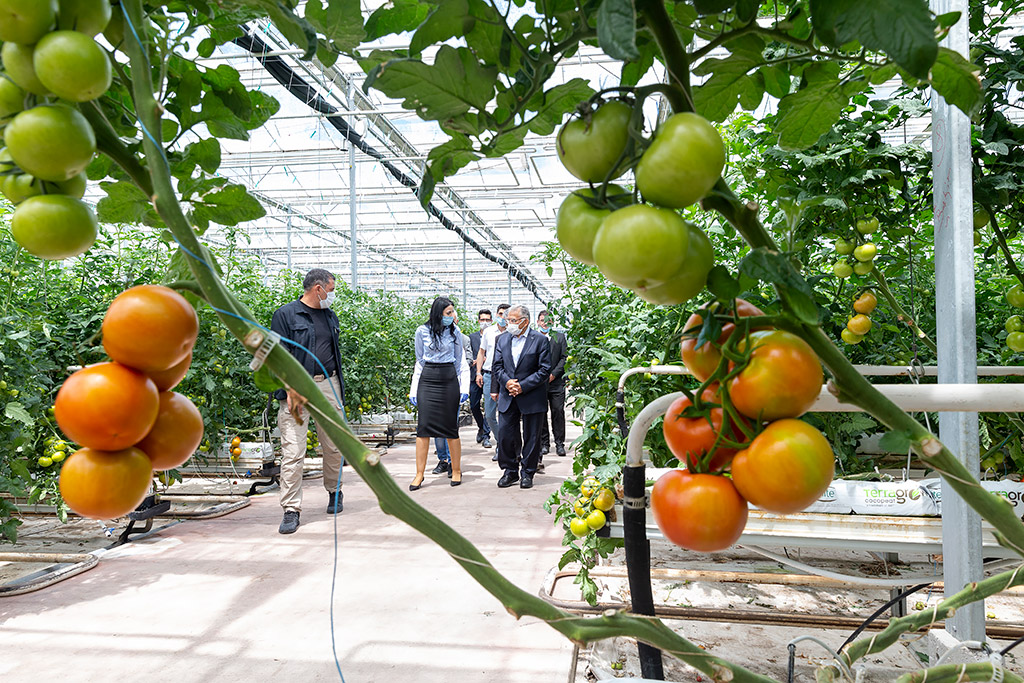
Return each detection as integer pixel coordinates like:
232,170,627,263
544,330,568,390
492,328,551,414
469,330,482,382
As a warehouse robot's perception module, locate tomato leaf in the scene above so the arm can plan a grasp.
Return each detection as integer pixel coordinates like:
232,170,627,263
596,0,639,62
305,0,365,54
739,248,818,324
692,54,760,123
96,181,164,228
809,0,937,79
364,0,430,42
775,63,860,150
525,78,594,137
706,265,740,301
879,430,913,454
929,47,983,118
3,402,32,427
410,0,472,57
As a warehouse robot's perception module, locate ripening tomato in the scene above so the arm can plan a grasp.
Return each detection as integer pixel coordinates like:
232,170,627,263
59,446,153,519
54,362,160,450
147,351,192,391
650,470,748,552
662,387,745,472
853,290,877,315
135,392,204,470
679,298,765,382
730,419,835,514
102,285,199,373
728,330,823,420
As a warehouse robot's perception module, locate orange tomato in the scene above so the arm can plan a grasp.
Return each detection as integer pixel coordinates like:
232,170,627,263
147,350,192,391
135,392,204,470
727,330,823,420
59,447,153,519
55,362,160,450
650,470,748,552
680,299,765,381
102,285,198,372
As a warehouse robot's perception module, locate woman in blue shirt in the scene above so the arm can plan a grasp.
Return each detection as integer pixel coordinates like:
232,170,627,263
409,296,470,489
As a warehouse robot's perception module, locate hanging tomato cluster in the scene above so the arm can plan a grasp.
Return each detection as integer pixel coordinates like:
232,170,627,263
0,0,117,260
53,285,204,519
554,99,722,306
652,299,835,552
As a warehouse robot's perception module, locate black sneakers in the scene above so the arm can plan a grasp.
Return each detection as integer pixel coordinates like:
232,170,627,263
279,510,300,534
326,491,343,514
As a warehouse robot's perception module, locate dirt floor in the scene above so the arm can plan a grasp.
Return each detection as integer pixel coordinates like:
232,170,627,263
2,423,1023,682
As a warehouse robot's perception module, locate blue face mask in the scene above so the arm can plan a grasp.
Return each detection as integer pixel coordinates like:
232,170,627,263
442,315,454,327
497,317,507,328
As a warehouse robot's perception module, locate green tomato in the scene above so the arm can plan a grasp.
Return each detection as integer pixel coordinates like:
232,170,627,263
556,100,631,183
102,2,123,46
0,380,7,390
841,329,864,344
974,230,983,247
635,112,725,209
834,238,854,255
592,204,689,290
1005,316,1023,334
0,76,26,122
569,517,590,537
832,261,853,278
586,509,607,530
56,0,111,36
633,223,714,306
853,261,874,275
974,209,990,230
37,455,52,467
0,0,58,44
33,31,112,102
5,104,97,181
1,42,51,96
11,194,98,260
1007,332,1024,353
856,216,879,235
853,243,877,262
50,450,65,463
555,185,626,265
1007,284,1024,308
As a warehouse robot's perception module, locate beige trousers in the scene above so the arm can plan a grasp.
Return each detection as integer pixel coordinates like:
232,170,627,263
278,375,345,512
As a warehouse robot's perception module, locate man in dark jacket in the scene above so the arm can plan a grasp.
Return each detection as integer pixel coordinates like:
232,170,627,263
467,309,493,448
270,268,347,534
537,309,569,463
491,305,550,490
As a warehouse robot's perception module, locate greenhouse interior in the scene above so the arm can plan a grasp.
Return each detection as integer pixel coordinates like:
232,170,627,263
4,0,1024,681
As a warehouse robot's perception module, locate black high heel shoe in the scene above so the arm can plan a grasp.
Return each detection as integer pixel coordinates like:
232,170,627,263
409,476,424,491
450,473,462,487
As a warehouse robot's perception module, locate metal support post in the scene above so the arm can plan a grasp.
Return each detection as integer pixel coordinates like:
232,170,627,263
931,0,983,642
348,82,358,290
462,241,467,307
507,269,512,303
285,215,292,270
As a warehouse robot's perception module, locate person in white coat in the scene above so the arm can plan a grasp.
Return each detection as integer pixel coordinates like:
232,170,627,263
408,297,470,489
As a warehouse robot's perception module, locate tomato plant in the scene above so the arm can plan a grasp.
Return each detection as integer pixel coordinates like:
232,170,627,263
731,419,835,514
728,330,823,421
650,470,748,552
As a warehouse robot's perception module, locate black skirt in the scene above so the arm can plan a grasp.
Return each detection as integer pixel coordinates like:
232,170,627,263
416,362,460,439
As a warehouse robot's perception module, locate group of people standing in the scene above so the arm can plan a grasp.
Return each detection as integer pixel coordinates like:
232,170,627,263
267,269,569,535
410,297,568,491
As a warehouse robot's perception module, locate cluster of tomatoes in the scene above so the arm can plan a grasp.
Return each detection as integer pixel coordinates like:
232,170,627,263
831,216,878,281
652,299,835,552
229,435,242,461
0,0,117,259
54,285,204,519
843,290,878,345
568,477,616,538
554,100,722,306
306,429,320,456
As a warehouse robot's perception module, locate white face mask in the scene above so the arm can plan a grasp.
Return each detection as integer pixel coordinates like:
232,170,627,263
319,289,335,309
512,320,527,336
479,321,490,331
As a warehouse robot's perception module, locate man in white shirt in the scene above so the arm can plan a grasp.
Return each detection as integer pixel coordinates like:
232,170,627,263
476,303,509,463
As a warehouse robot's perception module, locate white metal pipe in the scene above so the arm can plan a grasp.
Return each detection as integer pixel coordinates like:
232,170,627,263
815,384,1024,412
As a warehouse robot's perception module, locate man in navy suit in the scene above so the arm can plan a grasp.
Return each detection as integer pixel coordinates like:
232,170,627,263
491,305,551,489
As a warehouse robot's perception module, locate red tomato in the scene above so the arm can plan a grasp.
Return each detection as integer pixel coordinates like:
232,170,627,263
54,362,160,450
650,470,748,552
728,329,823,420
731,419,835,514
102,285,199,373
59,446,153,519
135,392,204,470
680,299,765,381
147,350,192,391
662,386,745,472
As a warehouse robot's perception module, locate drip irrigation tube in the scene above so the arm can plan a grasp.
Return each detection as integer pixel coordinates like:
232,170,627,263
231,31,548,300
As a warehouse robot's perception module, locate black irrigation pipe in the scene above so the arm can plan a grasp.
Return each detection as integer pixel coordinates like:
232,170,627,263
232,31,549,301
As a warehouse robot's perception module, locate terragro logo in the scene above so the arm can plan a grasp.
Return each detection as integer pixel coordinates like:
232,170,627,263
865,487,922,504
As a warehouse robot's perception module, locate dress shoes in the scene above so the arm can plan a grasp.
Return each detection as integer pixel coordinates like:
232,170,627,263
537,462,546,474
520,474,534,489
556,444,567,457
431,461,448,475
540,447,550,456
497,471,520,488
481,437,493,449
325,491,343,514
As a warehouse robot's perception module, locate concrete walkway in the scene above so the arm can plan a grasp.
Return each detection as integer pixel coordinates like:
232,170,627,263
0,427,580,682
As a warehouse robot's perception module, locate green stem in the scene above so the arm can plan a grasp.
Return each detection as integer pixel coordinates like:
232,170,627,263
868,268,937,353
897,664,1022,683
635,0,689,110
80,100,153,195
837,563,1024,669
982,203,1024,287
